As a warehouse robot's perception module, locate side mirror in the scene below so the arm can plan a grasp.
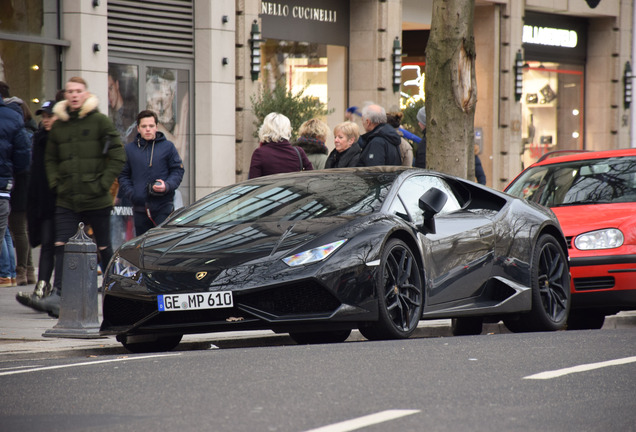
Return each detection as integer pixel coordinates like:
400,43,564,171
418,187,447,233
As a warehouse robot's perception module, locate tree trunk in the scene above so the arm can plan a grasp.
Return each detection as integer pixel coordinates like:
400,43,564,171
425,0,477,180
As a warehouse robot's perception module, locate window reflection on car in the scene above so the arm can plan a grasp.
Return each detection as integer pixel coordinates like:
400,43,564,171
506,157,636,207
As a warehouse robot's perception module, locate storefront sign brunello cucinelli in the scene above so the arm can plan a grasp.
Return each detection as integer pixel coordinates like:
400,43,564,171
260,0,350,46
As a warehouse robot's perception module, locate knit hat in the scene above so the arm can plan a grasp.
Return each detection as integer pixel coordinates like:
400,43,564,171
416,106,426,125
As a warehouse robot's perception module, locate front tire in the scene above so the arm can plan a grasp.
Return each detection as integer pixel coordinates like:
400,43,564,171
451,317,483,336
119,334,183,353
289,330,352,344
504,234,570,333
567,310,605,330
359,239,423,341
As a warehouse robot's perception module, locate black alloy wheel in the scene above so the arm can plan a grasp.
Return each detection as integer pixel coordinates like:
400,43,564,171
359,238,423,340
505,234,570,332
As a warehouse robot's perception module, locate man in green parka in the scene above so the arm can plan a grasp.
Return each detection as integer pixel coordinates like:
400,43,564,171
37,76,126,317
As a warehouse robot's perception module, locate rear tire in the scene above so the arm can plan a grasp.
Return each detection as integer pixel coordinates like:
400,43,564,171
359,239,423,341
451,317,483,336
567,310,605,330
120,334,183,353
289,330,352,344
504,234,570,333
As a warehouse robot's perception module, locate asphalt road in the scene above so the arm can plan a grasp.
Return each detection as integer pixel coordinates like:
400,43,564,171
1,328,635,432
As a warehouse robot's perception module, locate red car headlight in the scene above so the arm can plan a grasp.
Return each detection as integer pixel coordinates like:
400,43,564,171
574,228,624,250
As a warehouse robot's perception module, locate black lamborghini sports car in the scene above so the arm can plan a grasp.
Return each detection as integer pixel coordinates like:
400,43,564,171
100,167,571,352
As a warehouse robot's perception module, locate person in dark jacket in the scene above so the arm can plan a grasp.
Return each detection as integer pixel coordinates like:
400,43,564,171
0,82,35,286
118,110,184,236
356,104,402,167
17,100,59,309
474,144,487,185
0,96,31,286
249,112,313,179
325,121,361,168
0,94,30,288
413,106,427,169
37,76,126,317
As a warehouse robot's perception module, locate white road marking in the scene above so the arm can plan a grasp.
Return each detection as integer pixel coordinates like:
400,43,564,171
0,365,44,371
302,409,420,432
523,356,636,380
0,353,180,377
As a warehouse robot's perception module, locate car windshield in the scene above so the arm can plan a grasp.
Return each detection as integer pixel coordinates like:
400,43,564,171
167,172,397,227
506,156,636,207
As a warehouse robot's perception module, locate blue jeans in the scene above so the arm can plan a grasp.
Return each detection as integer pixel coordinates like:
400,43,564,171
0,226,16,278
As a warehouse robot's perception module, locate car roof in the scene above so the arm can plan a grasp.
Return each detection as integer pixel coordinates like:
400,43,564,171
529,148,636,167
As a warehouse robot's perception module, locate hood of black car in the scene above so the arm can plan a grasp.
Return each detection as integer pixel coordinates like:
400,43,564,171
133,217,357,270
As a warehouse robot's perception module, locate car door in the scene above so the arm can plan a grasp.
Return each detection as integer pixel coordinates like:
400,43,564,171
389,175,496,305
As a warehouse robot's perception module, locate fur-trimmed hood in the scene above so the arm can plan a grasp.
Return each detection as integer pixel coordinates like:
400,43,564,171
53,94,99,121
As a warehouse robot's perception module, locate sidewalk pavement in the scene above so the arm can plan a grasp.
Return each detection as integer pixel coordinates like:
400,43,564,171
1,282,635,357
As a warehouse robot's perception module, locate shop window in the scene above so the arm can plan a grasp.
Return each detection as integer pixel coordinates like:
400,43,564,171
108,61,191,204
109,61,191,249
262,40,328,105
0,0,61,117
521,62,584,167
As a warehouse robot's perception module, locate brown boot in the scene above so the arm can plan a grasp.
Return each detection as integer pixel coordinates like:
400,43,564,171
27,266,36,284
16,266,27,286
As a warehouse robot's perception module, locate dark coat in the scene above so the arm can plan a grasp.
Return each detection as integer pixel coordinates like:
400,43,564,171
356,123,402,167
118,131,184,214
413,129,427,169
248,140,313,179
475,155,486,185
325,142,362,168
45,95,126,212
0,97,30,197
27,127,57,247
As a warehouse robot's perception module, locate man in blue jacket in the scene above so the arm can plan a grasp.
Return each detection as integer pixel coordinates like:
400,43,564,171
118,110,184,235
0,95,31,286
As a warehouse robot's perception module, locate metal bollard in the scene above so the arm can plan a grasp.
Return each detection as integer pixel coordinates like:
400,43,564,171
43,222,104,339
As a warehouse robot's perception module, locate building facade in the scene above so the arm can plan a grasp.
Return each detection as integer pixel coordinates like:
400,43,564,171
0,0,632,201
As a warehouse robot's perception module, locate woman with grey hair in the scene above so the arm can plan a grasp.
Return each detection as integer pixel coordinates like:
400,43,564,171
248,112,313,178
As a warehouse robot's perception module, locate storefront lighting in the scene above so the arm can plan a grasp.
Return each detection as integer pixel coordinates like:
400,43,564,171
624,61,632,110
514,50,524,102
31,98,40,104
392,37,402,93
250,20,262,81
31,64,39,71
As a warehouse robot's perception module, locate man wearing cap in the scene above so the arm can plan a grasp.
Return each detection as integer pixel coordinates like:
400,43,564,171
16,100,60,309
413,106,427,168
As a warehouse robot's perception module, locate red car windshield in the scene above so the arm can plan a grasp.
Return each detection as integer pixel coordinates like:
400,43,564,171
506,156,636,207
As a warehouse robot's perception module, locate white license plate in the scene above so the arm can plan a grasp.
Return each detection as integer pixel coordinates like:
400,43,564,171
157,291,233,312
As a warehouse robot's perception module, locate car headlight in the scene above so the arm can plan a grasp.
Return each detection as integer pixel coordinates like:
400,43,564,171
574,229,624,250
282,239,347,267
108,255,141,278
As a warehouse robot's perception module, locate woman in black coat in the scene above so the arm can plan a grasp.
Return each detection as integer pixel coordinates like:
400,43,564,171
325,121,362,168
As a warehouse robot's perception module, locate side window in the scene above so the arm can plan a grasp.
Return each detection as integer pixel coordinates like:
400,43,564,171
389,176,461,224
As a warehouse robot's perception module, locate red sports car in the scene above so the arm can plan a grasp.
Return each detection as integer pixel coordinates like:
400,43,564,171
505,149,636,329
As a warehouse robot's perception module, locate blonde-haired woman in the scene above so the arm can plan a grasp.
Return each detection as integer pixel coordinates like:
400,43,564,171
248,112,313,178
294,118,330,170
325,121,361,168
